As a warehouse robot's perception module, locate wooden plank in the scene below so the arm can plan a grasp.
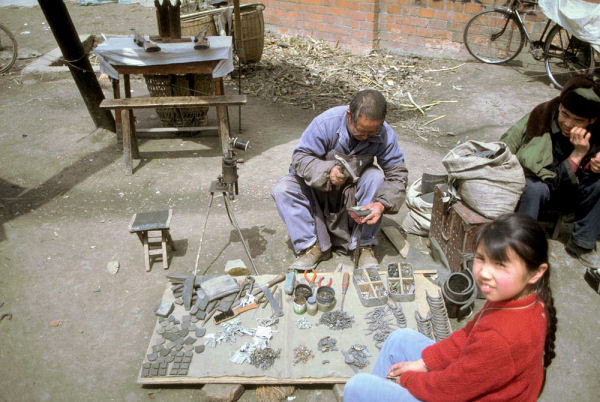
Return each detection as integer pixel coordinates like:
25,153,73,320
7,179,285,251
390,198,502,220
382,226,410,258
138,272,450,385
100,95,247,109
112,60,219,75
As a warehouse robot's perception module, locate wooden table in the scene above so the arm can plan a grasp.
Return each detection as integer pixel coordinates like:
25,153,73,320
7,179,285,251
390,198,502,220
95,36,238,174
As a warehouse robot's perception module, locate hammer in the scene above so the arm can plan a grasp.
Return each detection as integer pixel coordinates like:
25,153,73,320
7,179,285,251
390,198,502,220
334,154,359,183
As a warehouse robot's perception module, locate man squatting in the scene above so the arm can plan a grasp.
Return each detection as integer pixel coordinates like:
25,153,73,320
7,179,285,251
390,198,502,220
271,89,408,270
501,74,600,268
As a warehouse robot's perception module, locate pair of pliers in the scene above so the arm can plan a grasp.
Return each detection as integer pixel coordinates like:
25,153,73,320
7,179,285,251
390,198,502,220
304,269,317,294
317,276,332,289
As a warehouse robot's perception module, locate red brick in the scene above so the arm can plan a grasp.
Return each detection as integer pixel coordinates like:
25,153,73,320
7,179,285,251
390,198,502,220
428,18,448,30
465,3,484,14
298,0,323,5
401,25,416,35
409,16,428,27
386,23,402,34
416,27,432,38
433,10,451,20
427,0,445,10
419,8,435,19
445,2,464,12
448,22,466,33
452,12,471,24
386,4,402,14
431,29,452,41
359,21,375,31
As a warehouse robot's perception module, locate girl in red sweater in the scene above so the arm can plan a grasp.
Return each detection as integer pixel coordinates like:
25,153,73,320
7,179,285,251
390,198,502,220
344,213,557,401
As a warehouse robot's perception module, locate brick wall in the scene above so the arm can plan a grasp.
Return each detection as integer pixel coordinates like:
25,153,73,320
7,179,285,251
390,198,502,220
259,0,549,59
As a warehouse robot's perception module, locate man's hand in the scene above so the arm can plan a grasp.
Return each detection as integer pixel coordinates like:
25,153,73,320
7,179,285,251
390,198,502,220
591,151,600,174
569,127,592,165
351,202,384,225
387,359,428,383
329,165,347,186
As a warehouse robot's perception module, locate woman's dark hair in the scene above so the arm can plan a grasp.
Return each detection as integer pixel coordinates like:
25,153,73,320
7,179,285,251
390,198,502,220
475,213,557,368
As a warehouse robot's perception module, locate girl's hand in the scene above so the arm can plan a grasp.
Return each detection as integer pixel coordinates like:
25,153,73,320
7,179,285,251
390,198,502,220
387,359,428,382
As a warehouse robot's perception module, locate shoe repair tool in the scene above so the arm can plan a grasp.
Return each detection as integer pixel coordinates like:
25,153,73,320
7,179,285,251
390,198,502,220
214,276,251,323
334,154,360,183
193,28,210,50
304,268,317,295
317,276,332,289
191,137,258,276
131,29,160,52
261,284,284,317
214,302,258,324
348,207,371,270
232,274,285,310
340,271,350,311
284,269,296,295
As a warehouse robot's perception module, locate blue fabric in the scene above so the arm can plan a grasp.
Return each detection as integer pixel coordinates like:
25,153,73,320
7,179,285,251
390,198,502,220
518,175,600,249
344,329,434,402
291,106,405,171
271,106,406,254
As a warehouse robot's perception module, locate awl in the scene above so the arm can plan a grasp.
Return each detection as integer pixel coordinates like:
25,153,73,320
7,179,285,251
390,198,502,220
340,271,350,311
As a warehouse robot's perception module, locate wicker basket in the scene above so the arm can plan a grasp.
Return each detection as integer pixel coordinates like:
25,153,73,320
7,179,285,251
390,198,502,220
144,74,215,127
233,3,265,64
180,13,217,37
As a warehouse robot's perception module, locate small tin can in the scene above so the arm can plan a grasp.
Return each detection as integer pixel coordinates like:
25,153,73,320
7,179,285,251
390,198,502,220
293,295,307,314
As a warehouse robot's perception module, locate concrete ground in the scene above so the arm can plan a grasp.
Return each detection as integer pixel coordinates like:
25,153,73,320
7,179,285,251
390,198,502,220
0,2,599,401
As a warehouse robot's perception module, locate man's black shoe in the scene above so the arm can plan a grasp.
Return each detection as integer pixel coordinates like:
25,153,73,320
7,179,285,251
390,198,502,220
584,268,600,294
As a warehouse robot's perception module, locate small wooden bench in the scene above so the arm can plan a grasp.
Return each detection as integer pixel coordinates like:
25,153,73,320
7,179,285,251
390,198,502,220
129,209,175,272
100,95,247,175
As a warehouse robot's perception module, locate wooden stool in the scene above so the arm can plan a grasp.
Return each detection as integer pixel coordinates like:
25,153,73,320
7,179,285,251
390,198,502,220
129,209,175,271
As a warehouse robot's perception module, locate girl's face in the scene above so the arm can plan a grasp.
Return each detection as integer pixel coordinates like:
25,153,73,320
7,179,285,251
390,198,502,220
472,244,546,302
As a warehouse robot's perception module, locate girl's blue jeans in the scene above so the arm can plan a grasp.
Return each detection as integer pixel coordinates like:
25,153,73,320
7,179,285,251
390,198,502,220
343,328,434,402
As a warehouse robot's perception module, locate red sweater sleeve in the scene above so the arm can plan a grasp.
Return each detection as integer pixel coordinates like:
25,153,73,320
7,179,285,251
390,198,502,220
421,326,469,371
400,327,516,401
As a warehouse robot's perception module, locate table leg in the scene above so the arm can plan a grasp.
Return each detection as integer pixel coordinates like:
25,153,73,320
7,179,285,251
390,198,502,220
121,108,133,175
123,74,139,158
214,78,230,157
111,78,122,144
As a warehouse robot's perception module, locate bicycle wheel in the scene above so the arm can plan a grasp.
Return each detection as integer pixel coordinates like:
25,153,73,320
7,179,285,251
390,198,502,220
0,23,17,73
544,24,595,89
464,9,525,64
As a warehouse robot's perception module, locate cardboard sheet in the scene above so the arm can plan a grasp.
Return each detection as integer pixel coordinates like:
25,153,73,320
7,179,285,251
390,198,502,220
138,271,450,385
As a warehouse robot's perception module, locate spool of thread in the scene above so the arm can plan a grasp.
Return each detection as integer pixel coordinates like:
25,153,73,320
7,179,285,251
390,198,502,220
306,296,318,315
293,295,307,314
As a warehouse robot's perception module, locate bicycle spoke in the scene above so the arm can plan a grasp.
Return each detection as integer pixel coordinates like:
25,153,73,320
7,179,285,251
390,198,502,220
464,10,524,64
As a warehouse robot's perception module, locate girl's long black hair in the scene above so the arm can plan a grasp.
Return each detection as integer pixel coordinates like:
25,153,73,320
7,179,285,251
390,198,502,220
475,213,557,368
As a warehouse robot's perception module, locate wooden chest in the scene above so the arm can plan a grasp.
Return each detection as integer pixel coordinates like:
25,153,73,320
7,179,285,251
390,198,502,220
429,184,490,272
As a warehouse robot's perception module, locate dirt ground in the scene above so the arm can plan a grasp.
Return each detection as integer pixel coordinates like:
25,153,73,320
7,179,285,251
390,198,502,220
0,2,599,401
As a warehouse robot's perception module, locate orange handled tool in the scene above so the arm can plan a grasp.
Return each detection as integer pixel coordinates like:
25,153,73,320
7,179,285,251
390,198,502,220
340,272,350,311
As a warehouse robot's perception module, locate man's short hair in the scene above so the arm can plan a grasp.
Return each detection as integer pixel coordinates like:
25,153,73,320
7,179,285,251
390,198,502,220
349,89,387,122
559,75,600,119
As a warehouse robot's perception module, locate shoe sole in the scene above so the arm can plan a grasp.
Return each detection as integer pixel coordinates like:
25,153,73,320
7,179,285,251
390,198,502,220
290,251,332,271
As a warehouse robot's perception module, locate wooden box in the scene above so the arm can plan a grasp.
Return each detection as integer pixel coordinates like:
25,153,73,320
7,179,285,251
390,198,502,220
429,184,490,272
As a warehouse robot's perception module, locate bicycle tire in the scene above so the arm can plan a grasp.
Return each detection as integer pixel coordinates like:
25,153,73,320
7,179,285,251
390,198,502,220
464,9,525,64
0,23,17,73
544,24,595,89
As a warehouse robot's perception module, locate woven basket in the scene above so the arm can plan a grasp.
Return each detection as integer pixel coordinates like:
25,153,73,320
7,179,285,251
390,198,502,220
233,3,265,64
180,13,217,37
144,74,215,127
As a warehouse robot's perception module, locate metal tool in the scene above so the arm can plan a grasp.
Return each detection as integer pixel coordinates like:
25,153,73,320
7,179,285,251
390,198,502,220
261,284,283,317
340,271,350,311
193,28,209,50
284,270,296,295
334,154,359,183
131,29,160,52
317,276,332,289
348,207,371,270
304,269,317,295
